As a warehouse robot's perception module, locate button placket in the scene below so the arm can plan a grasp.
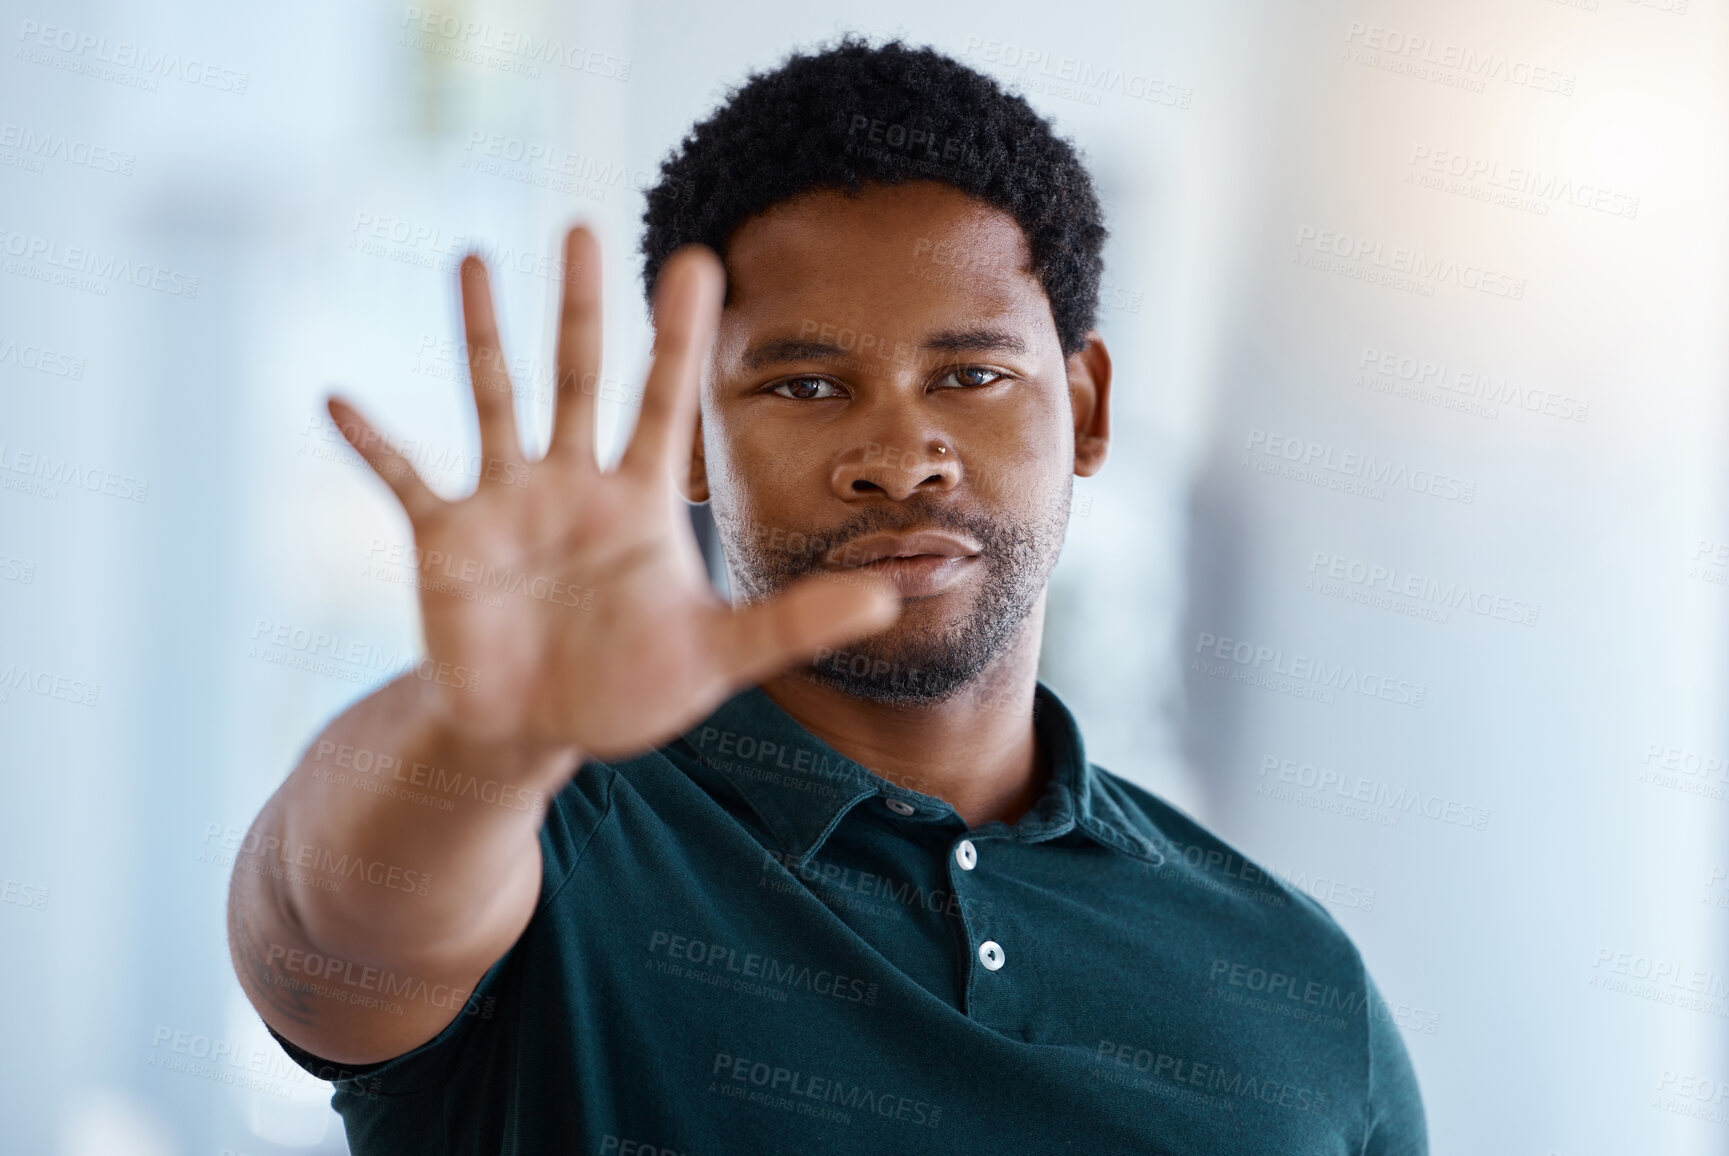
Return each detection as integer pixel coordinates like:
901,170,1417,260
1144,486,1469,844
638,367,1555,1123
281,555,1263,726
947,834,1008,1013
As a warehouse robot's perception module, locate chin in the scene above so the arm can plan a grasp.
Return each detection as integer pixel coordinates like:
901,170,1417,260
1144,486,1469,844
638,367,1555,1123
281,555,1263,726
802,616,994,704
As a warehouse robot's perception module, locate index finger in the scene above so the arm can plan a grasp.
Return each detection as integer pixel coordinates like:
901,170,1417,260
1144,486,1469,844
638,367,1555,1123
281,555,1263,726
327,395,443,524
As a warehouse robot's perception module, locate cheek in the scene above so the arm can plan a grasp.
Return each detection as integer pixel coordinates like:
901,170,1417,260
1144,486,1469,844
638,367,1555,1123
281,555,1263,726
966,394,1072,504
704,412,810,524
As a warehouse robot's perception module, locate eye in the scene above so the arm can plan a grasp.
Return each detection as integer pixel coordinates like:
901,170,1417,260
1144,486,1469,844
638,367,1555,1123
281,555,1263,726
768,376,846,400
935,366,1007,390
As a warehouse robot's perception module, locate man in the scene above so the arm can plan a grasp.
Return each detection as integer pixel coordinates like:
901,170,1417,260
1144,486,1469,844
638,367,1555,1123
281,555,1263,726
229,36,1427,1154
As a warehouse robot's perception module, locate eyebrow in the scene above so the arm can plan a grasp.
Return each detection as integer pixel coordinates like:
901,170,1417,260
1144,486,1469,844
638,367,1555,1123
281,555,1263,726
740,327,1030,371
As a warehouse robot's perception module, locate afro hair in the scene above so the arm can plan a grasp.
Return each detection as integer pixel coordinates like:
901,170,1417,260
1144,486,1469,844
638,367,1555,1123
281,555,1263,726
639,35,1108,356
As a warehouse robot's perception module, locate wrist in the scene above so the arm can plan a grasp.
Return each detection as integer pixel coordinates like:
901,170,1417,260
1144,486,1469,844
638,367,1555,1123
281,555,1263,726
410,675,584,792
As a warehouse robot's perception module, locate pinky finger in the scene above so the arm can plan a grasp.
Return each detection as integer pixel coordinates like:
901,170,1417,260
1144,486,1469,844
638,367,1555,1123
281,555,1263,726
326,395,443,523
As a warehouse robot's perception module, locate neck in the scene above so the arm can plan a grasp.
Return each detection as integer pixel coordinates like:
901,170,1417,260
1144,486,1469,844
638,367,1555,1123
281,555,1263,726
760,600,1048,829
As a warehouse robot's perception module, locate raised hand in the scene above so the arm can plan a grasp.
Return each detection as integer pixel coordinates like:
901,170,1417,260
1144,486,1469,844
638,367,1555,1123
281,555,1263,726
328,228,899,762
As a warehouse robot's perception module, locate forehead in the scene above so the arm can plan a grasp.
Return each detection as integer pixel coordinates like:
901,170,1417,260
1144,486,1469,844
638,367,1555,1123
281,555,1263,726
716,181,1053,354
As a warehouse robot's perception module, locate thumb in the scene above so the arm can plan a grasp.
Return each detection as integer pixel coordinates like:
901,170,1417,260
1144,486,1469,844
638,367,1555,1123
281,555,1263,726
713,572,901,689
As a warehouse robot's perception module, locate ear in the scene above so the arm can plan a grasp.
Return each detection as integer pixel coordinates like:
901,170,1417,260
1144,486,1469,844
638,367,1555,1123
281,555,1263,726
681,408,710,503
1066,330,1112,477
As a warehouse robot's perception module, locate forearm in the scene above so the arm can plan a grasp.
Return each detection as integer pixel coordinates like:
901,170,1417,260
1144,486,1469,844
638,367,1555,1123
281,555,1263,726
238,672,581,973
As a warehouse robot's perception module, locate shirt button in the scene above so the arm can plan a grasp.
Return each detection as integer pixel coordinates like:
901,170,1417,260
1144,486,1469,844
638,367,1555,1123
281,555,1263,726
978,940,1005,971
954,839,977,870
884,798,916,816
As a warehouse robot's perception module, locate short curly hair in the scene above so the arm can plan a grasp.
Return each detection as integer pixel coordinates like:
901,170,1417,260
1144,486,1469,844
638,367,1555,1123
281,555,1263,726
639,35,1108,357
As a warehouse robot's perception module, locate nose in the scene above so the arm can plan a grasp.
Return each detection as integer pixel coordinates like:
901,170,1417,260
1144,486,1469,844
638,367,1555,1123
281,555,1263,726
831,438,961,501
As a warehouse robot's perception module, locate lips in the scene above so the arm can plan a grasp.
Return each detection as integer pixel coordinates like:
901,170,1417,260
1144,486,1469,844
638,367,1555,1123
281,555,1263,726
826,530,983,569
823,529,983,599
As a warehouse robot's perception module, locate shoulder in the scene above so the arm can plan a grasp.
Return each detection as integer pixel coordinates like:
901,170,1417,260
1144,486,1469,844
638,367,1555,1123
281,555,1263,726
539,737,768,889
1092,764,1365,972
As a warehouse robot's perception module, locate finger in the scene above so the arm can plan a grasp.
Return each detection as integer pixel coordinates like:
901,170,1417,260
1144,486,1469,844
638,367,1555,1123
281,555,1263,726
618,245,723,480
548,226,602,465
458,255,525,472
326,395,443,523
710,572,901,689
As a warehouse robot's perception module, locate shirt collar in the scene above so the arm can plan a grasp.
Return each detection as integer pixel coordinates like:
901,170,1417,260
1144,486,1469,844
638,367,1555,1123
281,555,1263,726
670,680,1163,866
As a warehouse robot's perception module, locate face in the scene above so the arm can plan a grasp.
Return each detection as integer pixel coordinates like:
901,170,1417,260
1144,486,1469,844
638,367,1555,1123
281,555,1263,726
690,179,1111,704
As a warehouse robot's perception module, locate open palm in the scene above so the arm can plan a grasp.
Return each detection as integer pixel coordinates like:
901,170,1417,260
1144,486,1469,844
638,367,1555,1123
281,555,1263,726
329,228,897,760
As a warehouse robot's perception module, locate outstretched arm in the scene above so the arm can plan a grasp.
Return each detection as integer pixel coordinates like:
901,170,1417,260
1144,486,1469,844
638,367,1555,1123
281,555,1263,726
226,229,898,1067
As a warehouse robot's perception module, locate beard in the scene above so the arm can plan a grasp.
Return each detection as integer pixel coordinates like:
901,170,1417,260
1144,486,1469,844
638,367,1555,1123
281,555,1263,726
713,482,1072,704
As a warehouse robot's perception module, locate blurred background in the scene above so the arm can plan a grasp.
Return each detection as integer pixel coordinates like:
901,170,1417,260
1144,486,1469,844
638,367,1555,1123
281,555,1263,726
1,0,1724,1152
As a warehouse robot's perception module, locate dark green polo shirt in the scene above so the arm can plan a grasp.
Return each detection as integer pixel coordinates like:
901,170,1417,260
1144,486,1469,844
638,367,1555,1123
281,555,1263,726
272,681,1426,1154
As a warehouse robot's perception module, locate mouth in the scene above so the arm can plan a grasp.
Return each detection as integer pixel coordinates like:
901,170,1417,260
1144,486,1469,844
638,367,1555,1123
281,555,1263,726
826,530,982,598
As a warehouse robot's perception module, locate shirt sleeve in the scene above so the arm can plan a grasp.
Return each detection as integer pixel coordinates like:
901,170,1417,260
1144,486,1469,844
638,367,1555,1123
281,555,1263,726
1362,969,1429,1156
262,761,617,1096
